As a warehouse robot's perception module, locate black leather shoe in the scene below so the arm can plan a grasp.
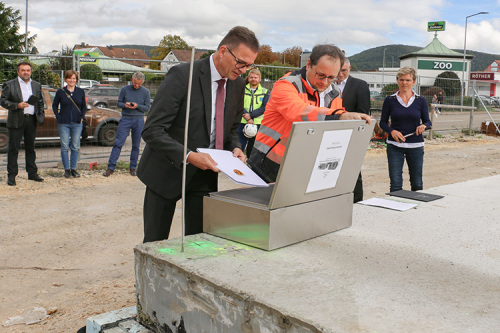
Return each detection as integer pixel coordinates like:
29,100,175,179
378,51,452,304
64,170,72,178
7,177,16,186
129,169,136,176
71,169,80,178
28,174,44,182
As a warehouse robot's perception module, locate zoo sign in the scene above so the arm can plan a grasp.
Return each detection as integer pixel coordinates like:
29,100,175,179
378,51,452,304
418,60,466,71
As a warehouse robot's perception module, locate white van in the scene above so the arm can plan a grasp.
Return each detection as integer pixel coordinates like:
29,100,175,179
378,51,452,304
78,79,100,89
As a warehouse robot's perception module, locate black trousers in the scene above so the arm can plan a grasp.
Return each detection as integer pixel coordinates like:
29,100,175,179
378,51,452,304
142,169,218,243
353,172,363,203
7,115,38,178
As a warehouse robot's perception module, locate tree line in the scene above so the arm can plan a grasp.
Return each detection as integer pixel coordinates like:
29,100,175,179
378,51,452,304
149,34,302,69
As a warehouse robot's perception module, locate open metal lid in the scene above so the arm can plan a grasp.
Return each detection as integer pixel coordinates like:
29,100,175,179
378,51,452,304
268,120,375,210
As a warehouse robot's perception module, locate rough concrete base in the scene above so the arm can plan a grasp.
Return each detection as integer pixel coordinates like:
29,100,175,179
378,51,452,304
134,175,500,332
86,306,152,333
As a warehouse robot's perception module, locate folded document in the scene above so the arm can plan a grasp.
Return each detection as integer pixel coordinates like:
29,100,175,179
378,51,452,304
197,148,269,187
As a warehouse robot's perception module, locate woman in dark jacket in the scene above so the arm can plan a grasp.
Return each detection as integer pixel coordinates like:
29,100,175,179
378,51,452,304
379,67,432,192
52,70,87,178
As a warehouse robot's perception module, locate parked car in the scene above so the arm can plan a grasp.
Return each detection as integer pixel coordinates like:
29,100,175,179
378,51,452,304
0,87,121,153
85,85,121,108
78,79,100,89
489,96,500,106
477,95,493,106
370,91,384,101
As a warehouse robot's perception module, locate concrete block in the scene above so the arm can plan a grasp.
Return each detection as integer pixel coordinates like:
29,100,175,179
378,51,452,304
135,175,500,332
102,328,124,333
86,306,137,333
135,238,321,332
118,319,153,332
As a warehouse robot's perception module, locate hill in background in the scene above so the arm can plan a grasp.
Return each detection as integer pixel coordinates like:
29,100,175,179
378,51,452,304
349,44,499,72
112,44,499,72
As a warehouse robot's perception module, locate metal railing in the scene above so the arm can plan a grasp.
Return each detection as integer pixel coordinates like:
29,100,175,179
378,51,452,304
1,52,498,167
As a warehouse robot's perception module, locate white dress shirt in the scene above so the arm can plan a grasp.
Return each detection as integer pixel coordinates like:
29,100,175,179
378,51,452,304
209,55,227,148
18,76,35,115
335,76,348,94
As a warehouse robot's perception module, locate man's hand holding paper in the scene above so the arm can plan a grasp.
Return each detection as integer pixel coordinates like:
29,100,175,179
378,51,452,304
186,152,220,172
197,148,268,187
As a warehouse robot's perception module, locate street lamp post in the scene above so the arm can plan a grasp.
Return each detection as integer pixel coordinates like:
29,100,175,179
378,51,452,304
25,0,28,54
382,48,386,92
461,11,488,106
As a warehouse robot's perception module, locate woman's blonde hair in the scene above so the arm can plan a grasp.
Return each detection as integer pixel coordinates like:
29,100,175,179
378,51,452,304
396,66,416,81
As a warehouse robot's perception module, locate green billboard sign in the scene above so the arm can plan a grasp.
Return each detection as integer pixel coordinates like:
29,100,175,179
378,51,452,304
428,21,446,32
73,51,99,65
418,60,466,71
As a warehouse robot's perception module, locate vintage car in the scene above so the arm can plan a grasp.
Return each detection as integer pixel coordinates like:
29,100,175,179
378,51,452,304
0,87,121,153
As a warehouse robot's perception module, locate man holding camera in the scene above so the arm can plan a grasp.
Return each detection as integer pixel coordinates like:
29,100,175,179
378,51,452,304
103,71,150,176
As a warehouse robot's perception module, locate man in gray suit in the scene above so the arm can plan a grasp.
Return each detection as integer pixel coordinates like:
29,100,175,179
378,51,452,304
1,61,45,186
137,26,259,242
335,58,370,202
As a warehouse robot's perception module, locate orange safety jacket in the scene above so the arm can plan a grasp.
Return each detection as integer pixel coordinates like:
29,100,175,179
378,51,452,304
248,67,347,183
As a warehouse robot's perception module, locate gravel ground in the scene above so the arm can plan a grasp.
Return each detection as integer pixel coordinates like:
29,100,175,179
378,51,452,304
1,133,499,332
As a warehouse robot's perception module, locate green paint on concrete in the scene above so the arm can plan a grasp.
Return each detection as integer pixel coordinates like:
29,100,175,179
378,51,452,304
157,239,251,257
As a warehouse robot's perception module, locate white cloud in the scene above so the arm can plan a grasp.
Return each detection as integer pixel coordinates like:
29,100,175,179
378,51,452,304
7,0,500,57
438,19,500,55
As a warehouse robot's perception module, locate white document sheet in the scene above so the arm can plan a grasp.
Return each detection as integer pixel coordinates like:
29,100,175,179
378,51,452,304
306,129,352,193
358,197,418,211
197,148,269,187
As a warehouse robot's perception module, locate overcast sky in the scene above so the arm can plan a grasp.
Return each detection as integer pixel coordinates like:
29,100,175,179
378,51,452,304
7,0,500,56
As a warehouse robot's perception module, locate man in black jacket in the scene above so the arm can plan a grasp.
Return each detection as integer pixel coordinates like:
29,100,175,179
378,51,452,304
335,58,370,202
1,61,45,186
137,26,259,242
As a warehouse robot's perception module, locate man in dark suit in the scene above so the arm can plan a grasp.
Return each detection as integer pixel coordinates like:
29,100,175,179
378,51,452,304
137,26,259,242
335,58,370,202
1,61,45,186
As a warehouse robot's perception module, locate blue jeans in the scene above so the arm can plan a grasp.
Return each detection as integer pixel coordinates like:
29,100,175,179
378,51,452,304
58,123,83,170
386,144,424,192
107,116,144,170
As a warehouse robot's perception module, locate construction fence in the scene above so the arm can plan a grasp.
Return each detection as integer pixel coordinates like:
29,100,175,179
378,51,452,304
0,53,498,168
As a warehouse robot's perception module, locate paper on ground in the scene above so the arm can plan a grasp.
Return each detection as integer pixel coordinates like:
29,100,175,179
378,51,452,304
197,148,269,187
358,197,418,211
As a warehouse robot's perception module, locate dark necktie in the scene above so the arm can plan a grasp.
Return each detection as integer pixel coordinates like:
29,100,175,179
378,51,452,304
215,79,225,149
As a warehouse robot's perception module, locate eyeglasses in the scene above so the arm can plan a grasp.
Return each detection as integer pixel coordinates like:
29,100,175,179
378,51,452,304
227,47,255,69
313,69,336,82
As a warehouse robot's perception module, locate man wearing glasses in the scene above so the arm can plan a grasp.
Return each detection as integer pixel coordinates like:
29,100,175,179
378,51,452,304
248,44,371,183
137,26,259,242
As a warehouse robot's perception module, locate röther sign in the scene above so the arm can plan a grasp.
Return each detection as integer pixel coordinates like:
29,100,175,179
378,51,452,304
418,60,466,71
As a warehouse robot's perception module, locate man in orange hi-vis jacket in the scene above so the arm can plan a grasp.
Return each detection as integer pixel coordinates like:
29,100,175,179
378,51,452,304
248,44,372,183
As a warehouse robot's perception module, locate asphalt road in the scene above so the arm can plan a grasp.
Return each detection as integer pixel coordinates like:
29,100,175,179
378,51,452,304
0,135,141,169
371,109,499,134
1,110,499,169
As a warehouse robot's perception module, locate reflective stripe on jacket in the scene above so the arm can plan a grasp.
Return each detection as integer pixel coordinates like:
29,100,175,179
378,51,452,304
241,84,269,125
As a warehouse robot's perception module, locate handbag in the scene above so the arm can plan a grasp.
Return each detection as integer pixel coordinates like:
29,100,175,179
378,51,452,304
63,89,88,140
35,110,45,126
